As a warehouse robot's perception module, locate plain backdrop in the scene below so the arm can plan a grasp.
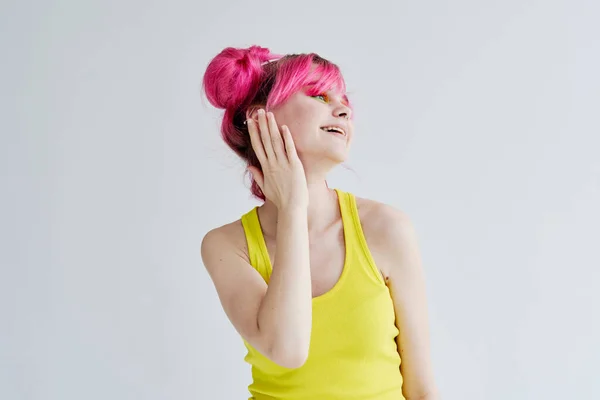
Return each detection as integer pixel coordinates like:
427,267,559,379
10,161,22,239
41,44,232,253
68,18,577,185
2,0,599,399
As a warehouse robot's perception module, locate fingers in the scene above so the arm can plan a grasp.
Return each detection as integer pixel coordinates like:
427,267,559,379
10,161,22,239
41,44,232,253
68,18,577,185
266,112,286,161
247,119,267,167
248,109,288,166
256,110,277,162
281,125,298,162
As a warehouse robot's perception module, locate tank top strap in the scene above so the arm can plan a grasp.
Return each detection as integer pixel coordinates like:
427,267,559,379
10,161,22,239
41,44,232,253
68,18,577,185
240,207,273,284
334,188,387,285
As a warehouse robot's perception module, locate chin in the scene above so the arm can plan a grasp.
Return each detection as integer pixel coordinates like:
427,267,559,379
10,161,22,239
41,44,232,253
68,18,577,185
298,141,350,166
325,149,350,164
300,151,348,170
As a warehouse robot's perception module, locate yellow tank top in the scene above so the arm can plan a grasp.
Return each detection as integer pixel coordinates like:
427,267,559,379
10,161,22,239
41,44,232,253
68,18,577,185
240,188,405,400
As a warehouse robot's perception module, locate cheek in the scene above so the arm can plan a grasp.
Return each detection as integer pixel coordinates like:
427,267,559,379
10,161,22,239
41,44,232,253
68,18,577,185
290,106,319,133
272,101,319,145
290,121,319,149
271,113,308,147
286,117,317,141
289,129,310,151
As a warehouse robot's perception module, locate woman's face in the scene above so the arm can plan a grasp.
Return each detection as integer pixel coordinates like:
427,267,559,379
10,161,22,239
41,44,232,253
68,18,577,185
270,87,354,169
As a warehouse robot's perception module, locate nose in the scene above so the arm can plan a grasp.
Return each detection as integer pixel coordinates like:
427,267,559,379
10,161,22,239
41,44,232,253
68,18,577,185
334,103,352,120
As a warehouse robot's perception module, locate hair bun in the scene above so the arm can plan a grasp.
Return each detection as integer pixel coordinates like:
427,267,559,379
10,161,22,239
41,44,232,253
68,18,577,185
202,45,278,110
243,45,273,65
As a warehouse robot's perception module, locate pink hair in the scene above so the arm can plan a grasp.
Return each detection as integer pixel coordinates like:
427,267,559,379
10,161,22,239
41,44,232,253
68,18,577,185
201,45,351,201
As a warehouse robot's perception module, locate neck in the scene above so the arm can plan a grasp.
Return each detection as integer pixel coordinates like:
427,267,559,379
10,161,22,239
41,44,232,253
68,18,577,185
257,180,340,238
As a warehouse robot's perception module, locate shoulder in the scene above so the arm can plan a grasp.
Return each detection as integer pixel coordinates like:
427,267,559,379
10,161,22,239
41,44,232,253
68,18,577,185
354,195,421,277
354,195,416,241
200,218,249,272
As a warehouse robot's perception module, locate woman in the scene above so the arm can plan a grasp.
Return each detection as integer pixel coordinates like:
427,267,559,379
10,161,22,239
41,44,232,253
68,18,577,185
200,45,440,400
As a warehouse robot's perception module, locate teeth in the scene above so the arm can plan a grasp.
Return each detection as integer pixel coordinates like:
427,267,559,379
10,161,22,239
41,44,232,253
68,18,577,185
321,126,345,135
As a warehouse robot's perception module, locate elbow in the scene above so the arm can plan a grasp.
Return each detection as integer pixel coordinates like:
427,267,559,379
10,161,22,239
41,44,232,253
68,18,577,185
267,340,309,369
277,351,309,369
255,318,310,369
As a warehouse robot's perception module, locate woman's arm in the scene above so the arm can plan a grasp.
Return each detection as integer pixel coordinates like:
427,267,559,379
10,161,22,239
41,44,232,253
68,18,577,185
201,209,311,369
363,202,440,400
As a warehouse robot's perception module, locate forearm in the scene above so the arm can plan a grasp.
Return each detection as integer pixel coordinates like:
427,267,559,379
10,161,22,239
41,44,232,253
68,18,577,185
257,207,311,366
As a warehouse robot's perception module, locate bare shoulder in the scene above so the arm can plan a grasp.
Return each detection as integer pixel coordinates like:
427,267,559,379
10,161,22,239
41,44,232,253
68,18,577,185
200,218,249,274
355,195,415,239
354,196,420,278
199,217,275,360
356,197,436,397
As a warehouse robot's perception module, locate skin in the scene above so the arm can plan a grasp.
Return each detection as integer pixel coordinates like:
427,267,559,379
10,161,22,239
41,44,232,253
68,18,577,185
201,83,440,399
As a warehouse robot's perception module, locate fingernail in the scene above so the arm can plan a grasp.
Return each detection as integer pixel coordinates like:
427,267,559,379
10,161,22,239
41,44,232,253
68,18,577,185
258,109,265,115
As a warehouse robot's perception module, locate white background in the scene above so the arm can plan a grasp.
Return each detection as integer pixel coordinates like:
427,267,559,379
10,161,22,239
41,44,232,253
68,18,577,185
2,0,599,399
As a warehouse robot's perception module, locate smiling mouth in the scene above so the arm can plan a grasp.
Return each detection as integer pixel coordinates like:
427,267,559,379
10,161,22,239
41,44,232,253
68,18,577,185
320,126,346,136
